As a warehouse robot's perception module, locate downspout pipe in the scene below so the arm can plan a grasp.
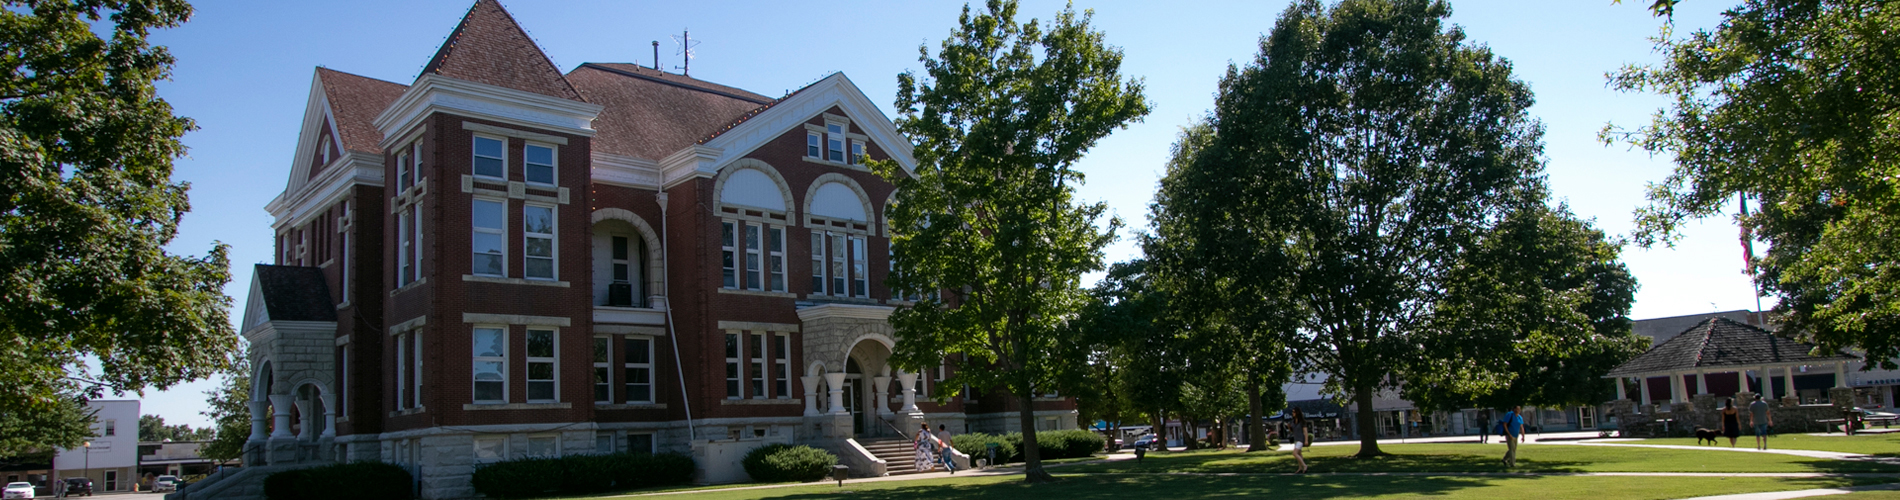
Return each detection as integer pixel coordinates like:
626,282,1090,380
658,190,694,440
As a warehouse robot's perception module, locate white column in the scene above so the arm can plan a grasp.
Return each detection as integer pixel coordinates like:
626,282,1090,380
1616,379,1626,400
873,375,893,416
1785,366,1798,400
294,399,313,440
1639,376,1652,405
269,395,295,439
319,394,337,439
1761,366,1773,399
1696,370,1708,395
898,371,919,412
1836,362,1848,388
1737,371,1749,394
825,372,848,415
247,400,269,442
801,375,821,416
1671,372,1687,403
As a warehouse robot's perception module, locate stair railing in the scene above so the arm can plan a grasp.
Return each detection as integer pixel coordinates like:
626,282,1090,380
882,419,913,442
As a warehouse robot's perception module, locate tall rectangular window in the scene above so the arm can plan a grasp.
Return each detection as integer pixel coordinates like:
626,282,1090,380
810,230,826,294
473,136,505,179
412,331,424,408
744,224,762,291
395,332,408,408
472,199,505,276
410,142,424,187
526,329,556,402
850,141,865,164
524,205,556,280
472,327,507,403
411,205,424,283
850,236,867,297
396,212,412,286
826,124,845,162
396,150,411,192
724,333,741,399
748,334,765,398
806,132,821,158
767,227,786,292
721,222,738,288
524,144,555,185
593,336,611,404
611,236,631,283
625,337,652,403
830,234,847,296
773,334,790,399
339,209,350,297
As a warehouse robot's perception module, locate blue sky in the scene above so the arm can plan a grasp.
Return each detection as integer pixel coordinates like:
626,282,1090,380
135,0,1747,428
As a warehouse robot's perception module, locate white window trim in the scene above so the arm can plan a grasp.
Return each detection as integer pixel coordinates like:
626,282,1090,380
850,236,867,298
721,221,739,289
774,334,791,399
395,332,409,409
825,121,846,163
473,134,508,181
472,326,509,404
749,333,765,399
523,142,558,187
850,140,865,165
830,233,847,297
396,149,411,192
412,331,424,408
473,435,509,464
472,198,507,277
625,336,654,404
806,131,821,158
725,332,742,399
767,226,786,293
744,224,763,291
593,336,612,405
410,142,424,189
810,229,827,295
411,204,424,284
523,203,558,281
526,328,560,403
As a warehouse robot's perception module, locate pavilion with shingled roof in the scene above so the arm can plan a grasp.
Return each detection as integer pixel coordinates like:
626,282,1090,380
1606,317,1859,406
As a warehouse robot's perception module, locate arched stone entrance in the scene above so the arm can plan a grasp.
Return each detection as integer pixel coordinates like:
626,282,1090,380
797,303,924,440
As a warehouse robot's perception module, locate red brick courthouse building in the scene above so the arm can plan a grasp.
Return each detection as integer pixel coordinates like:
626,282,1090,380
218,1,1077,497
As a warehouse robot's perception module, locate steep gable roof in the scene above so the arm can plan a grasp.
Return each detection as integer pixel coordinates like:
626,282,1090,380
241,264,336,330
315,67,407,154
566,63,773,160
1607,317,1858,377
420,0,584,102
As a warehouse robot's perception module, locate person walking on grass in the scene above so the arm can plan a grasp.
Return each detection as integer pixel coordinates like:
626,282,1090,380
938,424,957,474
1289,407,1311,474
1749,394,1774,450
915,423,938,472
1720,398,1743,447
1501,405,1525,468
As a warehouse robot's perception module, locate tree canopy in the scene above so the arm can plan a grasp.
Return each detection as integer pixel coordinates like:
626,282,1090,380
877,0,1149,482
1604,0,1900,366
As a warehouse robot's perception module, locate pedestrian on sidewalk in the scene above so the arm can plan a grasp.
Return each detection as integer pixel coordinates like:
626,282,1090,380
1478,409,1491,444
1289,407,1310,474
1748,394,1774,450
938,424,957,474
915,423,938,472
1720,398,1743,447
1501,405,1525,468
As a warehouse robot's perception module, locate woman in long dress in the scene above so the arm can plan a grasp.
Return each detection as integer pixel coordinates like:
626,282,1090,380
914,422,938,472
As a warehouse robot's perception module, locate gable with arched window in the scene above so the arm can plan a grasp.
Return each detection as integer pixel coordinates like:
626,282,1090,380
803,174,875,298
713,160,795,294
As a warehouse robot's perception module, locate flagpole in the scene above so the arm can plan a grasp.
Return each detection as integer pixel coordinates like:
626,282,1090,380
1739,193,1763,315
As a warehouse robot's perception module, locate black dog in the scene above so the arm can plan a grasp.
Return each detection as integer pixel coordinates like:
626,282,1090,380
1694,427,1719,445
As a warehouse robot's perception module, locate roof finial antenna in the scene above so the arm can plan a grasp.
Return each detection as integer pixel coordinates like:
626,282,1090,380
652,41,660,71
671,29,700,76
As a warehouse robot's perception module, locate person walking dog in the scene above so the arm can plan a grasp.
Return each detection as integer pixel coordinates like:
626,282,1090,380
1501,405,1525,468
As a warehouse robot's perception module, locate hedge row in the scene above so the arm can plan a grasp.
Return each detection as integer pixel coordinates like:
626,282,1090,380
741,444,838,482
470,452,694,498
951,429,1104,464
264,462,412,500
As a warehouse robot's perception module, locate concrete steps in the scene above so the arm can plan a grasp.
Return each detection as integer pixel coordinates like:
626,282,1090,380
860,438,933,475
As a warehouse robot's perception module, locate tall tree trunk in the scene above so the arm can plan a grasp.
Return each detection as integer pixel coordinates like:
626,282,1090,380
1017,392,1055,483
1355,387,1384,457
1246,377,1267,452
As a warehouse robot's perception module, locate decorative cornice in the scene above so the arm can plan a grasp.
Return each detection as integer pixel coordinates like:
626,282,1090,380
373,74,602,143
268,152,383,230
591,151,662,188
795,303,894,322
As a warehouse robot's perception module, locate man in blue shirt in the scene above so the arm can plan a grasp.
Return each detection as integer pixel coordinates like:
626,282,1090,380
1501,405,1525,467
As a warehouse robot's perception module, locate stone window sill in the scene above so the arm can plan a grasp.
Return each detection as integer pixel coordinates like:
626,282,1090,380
463,402,572,411
595,403,668,410
720,398,801,406
463,275,571,288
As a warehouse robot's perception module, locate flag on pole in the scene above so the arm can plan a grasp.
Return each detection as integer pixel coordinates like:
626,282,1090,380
1738,194,1755,270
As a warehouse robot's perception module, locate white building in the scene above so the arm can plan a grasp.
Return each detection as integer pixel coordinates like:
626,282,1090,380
53,400,139,493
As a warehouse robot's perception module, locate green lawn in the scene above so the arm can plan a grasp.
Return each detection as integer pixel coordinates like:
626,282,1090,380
588,474,1887,500
1626,432,1900,456
1060,443,1900,474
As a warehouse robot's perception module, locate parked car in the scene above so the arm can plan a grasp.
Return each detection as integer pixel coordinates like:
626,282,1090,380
1132,434,1161,451
3,482,34,499
62,478,91,497
154,475,180,492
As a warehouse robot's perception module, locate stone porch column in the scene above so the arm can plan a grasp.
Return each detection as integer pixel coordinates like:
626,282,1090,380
1669,372,1684,403
1836,362,1848,388
1737,370,1749,395
319,393,337,439
898,371,919,412
1696,370,1708,395
825,372,848,415
873,375,893,417
294,399,313,440
1639,376,1652,406
801,375,821,416
1760,367,1773,399
247,400,269,442
1784,366,1797,402
269,395,295,439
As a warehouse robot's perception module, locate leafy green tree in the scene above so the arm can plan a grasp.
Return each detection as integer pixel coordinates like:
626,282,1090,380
1069,260,1185,446
876,0,1149,482
1210,0,1551,457
198,359,250,462
0,396,93,457
1604,0,1900,367
0,0,238,452
1404,205,1646,413
1147,118,1299,453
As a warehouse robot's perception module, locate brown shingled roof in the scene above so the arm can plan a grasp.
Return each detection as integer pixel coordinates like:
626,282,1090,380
1607,317,1859,377
566,63,774,160
316,67,407,154
420,0,584,102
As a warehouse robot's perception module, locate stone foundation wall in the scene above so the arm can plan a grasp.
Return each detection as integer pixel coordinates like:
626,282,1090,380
1609,388,1859,437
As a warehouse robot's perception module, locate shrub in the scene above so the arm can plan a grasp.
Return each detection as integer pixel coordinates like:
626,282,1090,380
949,433,1015,465
472,452,696,498
741,444,837,483
265,462,413,500
1040,429,1105,459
